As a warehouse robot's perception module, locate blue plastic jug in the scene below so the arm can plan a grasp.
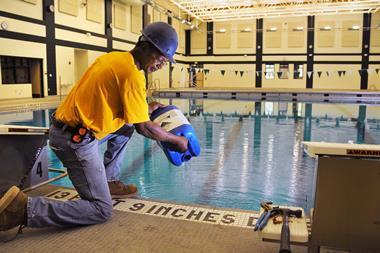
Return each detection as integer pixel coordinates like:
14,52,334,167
150,105,201,166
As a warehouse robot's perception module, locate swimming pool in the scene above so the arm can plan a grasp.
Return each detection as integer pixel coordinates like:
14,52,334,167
1,99,380,212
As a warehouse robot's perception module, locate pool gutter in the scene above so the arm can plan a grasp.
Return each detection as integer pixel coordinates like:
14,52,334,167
152,88,380,104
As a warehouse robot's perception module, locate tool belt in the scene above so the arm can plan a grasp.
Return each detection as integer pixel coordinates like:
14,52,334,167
50,114,93,143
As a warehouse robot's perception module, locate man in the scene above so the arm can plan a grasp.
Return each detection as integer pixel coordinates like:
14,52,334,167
0,22,188,232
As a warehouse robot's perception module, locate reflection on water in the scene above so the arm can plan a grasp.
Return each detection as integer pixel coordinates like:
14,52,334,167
1,100,380,211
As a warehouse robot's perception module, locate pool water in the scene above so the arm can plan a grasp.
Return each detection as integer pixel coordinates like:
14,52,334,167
1,99,379,212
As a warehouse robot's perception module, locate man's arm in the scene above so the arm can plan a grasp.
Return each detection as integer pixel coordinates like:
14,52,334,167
134,121,188,153
148,101,164,114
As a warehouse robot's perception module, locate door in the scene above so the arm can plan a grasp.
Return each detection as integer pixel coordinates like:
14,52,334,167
195,71,204,88
74,49,88,83
30,59,43,98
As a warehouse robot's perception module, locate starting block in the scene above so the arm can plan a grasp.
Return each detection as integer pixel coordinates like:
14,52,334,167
0,124,49,193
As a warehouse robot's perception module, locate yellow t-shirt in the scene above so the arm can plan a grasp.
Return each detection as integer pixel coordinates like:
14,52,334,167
55,51,149,139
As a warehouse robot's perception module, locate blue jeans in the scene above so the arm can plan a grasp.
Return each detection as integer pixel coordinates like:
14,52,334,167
27,124,134,227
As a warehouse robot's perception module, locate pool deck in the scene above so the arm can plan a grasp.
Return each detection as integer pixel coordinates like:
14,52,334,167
0,185,309,253
0,96,63,113
152,87,380,104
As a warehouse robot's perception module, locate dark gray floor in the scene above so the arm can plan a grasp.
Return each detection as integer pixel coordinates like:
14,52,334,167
1,210,308,253
0,185,308,253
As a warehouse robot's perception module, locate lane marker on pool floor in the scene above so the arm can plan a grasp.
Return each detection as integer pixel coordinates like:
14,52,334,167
44,188,259,229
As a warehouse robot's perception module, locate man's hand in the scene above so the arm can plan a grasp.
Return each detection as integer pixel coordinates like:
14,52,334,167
169,136,188,153
148,101,165,114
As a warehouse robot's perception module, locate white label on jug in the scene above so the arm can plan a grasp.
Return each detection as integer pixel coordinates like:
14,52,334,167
153,109,190,132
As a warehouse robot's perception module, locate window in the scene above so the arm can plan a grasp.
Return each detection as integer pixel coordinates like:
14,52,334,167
264,102,274,116
294,64,303,79
265,64,275,79
1,56,31,84
279,64,289,79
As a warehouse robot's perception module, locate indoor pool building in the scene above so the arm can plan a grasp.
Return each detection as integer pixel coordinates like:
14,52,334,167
0,1,380,253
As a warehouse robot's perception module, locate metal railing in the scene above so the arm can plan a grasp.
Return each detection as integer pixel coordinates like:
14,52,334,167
23,168,68,193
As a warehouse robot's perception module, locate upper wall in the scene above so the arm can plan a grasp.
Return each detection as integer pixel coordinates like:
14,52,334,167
54,0,145,47
263,16,307,54
55,0,105,34
189,13,380,55
371,12,380,53
172,18,186,55
112,1,141,43
191,22,207,55
185,13,379,90
314,14,363,54
0,0,43,20
214,20,257,54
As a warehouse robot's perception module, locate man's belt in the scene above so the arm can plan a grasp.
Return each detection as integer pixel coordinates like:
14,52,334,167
50,115,93,143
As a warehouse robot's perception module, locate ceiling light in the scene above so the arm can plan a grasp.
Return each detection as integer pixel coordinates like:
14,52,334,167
267,27,277,32
349,25,360,30
292,26,304,31
216,28,226,33
241,27,251,32
320,26,332,31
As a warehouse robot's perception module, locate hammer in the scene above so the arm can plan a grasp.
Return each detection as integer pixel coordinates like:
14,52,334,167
271,208,302,253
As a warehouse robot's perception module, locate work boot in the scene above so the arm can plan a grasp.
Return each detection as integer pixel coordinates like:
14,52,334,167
0,186,27,231
108,181,137,198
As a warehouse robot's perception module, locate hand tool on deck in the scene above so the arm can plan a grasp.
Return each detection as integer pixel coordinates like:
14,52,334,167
254,201,273,231
271,208,303,253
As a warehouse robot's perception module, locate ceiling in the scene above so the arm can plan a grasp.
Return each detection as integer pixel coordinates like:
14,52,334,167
169,0,380,22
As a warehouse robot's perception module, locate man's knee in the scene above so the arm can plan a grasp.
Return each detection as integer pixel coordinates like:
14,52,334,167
94,201,113,222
